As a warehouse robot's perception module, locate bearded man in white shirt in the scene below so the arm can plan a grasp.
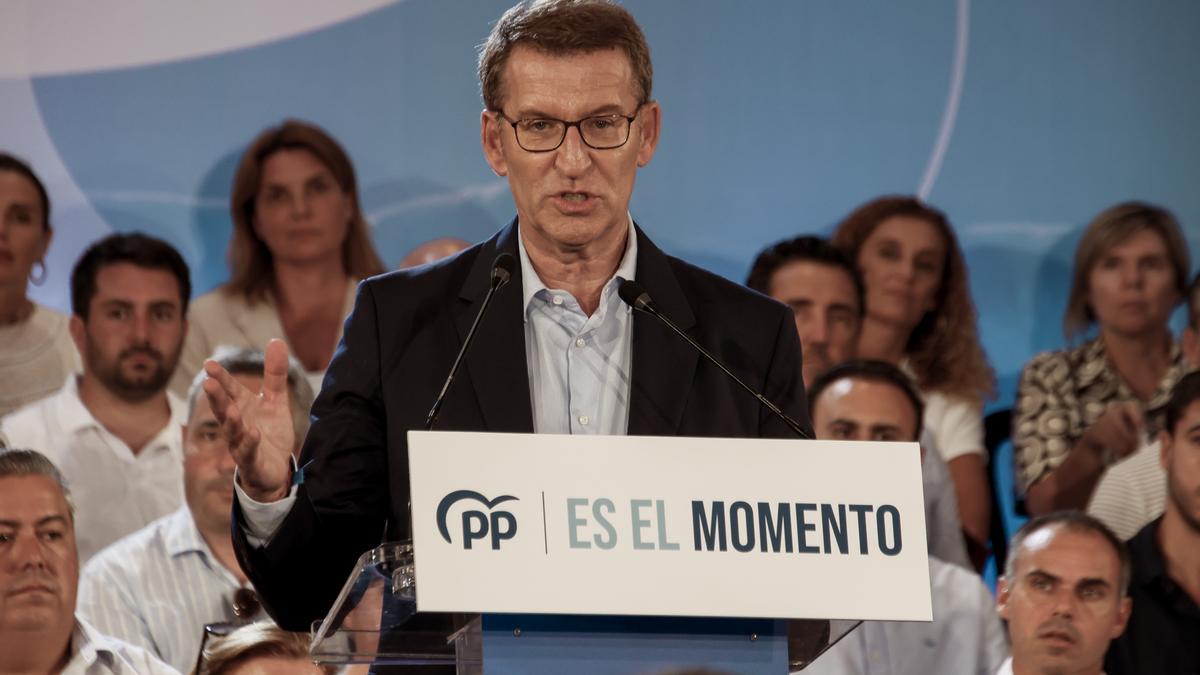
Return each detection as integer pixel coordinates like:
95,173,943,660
0,233,190,562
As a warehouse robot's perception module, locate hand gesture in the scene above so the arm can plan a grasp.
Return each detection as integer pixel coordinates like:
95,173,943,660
1082,401,1144,461
203,339,297,502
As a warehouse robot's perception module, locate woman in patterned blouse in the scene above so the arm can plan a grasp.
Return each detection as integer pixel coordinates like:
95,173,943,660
1014,201,1191,514
833,195,996,561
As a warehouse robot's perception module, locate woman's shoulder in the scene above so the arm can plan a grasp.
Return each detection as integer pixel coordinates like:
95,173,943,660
1019,338,1098,380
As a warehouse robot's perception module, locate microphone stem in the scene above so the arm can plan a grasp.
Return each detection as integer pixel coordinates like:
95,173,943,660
424,281,501,430
648,308,810,439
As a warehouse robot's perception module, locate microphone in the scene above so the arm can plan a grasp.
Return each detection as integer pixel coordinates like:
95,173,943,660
424,252,516,430
618,279,811,439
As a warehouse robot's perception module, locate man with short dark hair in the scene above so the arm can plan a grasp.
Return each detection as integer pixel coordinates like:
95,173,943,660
746,235,863,388
1104,370,1200,673
0,232,191,561
0,448,177,674
1089,271,1200,539
206,0,810,631
997,512,1131,675
803,360,1004,674
76,349,313,672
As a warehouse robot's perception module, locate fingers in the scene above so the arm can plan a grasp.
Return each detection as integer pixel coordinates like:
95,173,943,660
261,339,291,404
202,377,233,425
204,358,254,408
222,397,258,467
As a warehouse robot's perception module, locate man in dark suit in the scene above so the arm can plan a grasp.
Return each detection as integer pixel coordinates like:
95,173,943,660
204,0,809,631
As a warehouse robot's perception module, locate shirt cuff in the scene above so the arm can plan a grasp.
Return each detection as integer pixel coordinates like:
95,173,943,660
233,464,298,547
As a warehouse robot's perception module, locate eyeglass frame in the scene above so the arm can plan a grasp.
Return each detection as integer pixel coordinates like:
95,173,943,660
191,588,262,672
491,103,647,152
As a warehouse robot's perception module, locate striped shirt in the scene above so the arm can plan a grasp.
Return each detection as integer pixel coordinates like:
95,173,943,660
77,506,264,673
1087,440,1167,541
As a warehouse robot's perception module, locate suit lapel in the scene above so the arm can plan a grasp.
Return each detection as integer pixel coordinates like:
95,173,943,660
627,225,699,436
454,220,534,433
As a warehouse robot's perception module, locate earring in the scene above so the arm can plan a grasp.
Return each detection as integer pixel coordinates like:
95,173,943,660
30,261,47,286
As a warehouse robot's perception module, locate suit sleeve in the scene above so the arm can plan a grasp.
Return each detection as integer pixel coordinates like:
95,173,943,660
233,281,392,631
760,304,813,439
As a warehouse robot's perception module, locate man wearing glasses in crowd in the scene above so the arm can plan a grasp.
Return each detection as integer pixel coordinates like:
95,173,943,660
75,349,312,672
204,0,810,631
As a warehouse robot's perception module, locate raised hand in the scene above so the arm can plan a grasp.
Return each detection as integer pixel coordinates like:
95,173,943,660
203,339,297,502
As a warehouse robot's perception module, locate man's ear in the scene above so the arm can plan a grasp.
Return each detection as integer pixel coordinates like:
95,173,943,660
996,575,1011,621
634,101,661,168
1182,325,1199,369
68,314,86,357
481,110,509,177
1111,596,1132,638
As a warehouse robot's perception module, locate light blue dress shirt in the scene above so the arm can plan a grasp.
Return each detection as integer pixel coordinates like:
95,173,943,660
518,219,637,436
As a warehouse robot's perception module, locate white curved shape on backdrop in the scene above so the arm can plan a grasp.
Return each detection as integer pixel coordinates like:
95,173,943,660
917,0,970,200
367,181,512,223
0,0,398,78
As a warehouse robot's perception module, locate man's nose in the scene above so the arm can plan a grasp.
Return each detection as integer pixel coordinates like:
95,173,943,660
554,125,593,176
803,314,830,345
10,533,50,570
1051,588,1078,618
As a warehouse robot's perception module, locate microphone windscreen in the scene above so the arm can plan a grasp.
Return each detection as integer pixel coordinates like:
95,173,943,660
617,279,652,312
491,252,516,288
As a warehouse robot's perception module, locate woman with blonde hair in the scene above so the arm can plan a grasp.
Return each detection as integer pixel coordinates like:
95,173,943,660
194,622,334,674
0,152,80,417
833,195,995,562
1014,201,1190,514
173,120,385,395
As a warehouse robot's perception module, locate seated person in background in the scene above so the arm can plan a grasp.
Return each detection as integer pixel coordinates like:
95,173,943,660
801,360,1006,675
195,622,333,675
745,235,863,389
172,119,386,397
747,236,970,568
1014,202,1190,514
1089,269,1200,540
0,233,190,562
77,348,313,673
0,152,80,418
833,196,995,564
0,449,177,674
1104,371,1200,673
398,236,472,269
996,512,1130,675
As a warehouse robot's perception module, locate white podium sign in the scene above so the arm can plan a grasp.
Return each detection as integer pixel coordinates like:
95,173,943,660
407,431,931,621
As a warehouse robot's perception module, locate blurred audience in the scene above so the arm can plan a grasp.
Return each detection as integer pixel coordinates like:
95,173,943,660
1014,202,1190,515
1089,270,1200,539
0,233,190,561
746,235,863,389
1104,371,1200,673
398,236,472,269
802,360,1005,674
832,196,995,562
194,622,332,675
0,153,80,418
77,348,313,672
172,119,385,397
996,512,1130,675
0,448,177,674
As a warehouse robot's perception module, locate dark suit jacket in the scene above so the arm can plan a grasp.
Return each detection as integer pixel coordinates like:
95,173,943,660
233,220,810,630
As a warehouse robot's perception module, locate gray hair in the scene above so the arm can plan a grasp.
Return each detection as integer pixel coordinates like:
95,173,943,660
186,347,315,450
1004,511,1131,597
0,448,75,519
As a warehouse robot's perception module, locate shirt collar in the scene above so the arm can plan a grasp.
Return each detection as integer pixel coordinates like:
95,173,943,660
517,214,639,321
71,616,121,669
52,375,187,445
164,504,212,559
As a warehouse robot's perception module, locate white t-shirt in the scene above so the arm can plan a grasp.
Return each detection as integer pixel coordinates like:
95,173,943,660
923,390,986,463
1087,440,1166,541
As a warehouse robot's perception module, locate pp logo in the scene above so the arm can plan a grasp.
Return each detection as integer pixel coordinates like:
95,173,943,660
436,490,519,550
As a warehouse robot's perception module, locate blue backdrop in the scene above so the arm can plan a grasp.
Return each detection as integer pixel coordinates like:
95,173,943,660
3,0,1198,416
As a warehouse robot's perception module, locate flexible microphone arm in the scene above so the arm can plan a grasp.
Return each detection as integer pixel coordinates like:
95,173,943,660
618,279,811,439
424,253,516,430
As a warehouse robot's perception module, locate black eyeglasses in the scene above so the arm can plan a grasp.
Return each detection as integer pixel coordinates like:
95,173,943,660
494,105,643,152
